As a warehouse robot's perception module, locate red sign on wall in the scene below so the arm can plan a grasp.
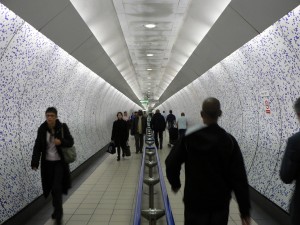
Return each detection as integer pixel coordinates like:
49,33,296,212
264,99,271,114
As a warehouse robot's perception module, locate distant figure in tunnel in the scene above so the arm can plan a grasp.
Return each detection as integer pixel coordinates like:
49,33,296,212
165,97,251,225
280,97,300,225
150,109,166,149
123,111,131,145
111,112,129,161
131,110,147,153
31,107,74,225
177,112,187,139
166,110,177,147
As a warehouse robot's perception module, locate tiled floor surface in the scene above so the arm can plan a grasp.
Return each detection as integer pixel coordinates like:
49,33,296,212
23,134,282,225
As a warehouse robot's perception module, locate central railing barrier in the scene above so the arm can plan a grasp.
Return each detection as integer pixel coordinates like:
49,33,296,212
133,118,175,225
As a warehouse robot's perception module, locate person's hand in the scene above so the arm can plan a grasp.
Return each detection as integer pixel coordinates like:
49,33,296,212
32,167,38,171
241,216,251,225
54,138,61,145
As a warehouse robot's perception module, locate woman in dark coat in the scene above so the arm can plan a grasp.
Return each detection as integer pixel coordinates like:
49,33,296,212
31,107,74,225
111,112,129,161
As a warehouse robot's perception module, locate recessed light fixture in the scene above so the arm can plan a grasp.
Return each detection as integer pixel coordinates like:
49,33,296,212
147,54,154,57
147,68,152,71
147,77,151,79
144,24,156,29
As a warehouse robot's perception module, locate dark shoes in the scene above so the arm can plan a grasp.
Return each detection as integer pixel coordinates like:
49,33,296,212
52,209,63,225
117,156,120,161
122,153,125,158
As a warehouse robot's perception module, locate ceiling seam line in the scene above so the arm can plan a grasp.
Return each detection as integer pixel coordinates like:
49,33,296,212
38,2,72,32
229,4,261,35
70,34,94,54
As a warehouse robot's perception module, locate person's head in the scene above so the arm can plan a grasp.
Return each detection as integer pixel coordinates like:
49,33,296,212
138,110,143,116
134,111,138,116
201,97,222,125
163,111,165,113
156,109,160,114
124,111,127,116
45,107,58,128
169,110,172,114
294,97,300,120
181,112,185,116
117,112,123,120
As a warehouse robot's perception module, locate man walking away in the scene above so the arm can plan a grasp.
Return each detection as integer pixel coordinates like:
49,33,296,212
280,97,300,225
166,110,176,145
165,97,251,225
177,112,187,138
150,109,166,149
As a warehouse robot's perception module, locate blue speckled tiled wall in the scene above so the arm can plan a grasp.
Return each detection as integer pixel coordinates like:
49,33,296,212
0,4,139,223
161,5,300,212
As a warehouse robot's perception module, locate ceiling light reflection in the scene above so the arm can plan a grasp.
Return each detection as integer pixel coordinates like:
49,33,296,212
144,24,156,29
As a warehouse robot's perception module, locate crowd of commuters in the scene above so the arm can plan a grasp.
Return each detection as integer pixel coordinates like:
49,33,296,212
31,96,300,225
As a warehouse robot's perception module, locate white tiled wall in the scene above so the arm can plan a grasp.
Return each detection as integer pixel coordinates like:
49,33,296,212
160,5,300,213
0,4,139,223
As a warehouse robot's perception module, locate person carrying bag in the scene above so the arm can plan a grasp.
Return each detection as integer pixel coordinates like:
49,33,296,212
61,125,77,163
31,107,74,225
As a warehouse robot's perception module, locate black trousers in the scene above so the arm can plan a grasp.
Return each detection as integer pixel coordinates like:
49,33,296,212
178,129,186,139
45,160,64,219
290,197,300,225
134,134,144,153
116,143,126,157
184,208,229,225
154,131,163,149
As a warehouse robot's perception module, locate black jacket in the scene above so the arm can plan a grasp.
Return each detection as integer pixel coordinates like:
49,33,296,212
150,112,166,132
111,119,128,146
165,123,250,217
31,120,74,198
131,116,147,135
166,113,176,129
280,131,300,224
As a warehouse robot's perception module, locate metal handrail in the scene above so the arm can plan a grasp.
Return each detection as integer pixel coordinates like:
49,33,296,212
155,148,175,225
133,149,146,225
133,122,175,225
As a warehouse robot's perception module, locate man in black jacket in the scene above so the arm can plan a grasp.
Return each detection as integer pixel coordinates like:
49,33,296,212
165,97,251,225
150,109,166,149
31,107,74,225
280,97,300,225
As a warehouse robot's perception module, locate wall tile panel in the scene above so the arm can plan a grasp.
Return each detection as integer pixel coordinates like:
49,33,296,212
159,5,300,213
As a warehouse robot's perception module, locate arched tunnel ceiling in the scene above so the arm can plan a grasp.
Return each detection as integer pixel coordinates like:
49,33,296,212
0,0,299,107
